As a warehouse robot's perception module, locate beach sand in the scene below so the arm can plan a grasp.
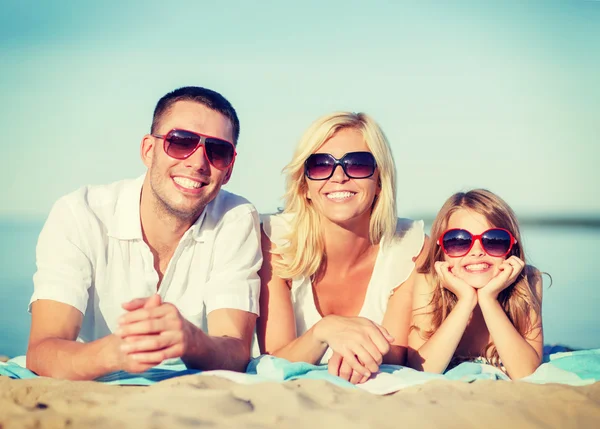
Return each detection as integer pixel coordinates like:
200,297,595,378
1,375,599,428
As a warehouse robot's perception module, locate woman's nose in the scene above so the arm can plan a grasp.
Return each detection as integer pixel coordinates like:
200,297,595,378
329,164,349,182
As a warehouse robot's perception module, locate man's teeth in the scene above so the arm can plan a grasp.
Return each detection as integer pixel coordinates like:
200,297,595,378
173,177,204,189
326,191,355,200
465,263,490,271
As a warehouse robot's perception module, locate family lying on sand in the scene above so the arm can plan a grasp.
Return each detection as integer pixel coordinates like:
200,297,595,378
25,86,543,383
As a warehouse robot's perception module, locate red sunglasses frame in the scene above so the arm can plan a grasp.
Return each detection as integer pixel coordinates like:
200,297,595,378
437,228,517,258
152,128,237,170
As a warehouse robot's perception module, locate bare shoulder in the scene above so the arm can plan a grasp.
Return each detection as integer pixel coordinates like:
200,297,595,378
525,264,544,300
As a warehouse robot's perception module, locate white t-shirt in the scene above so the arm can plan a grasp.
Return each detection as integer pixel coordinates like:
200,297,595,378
30,175,262,343
256,213,425,363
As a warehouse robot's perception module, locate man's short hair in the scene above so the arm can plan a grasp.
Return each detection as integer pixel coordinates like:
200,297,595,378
151,86,240,144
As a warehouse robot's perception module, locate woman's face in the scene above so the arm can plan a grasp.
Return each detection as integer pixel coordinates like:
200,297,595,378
305,127,380,228
442,208,506,288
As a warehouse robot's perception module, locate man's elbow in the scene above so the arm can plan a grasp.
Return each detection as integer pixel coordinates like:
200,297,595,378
25,341,71,380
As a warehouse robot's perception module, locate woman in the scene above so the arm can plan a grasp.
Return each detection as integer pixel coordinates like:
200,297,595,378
257,112,427,384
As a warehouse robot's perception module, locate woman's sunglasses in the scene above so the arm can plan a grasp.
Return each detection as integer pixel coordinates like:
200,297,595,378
152,128,237,170
304,151,377,181
438,228,517,258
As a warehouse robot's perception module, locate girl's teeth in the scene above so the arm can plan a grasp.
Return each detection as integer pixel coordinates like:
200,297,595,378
327,191,355,200
465,263,489,271
173,177,203,189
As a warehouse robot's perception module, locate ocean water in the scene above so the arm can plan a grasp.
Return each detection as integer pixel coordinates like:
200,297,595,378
0,220,599,358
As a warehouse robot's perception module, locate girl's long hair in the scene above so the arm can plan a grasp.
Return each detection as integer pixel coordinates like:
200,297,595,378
417,189,543,367
273,112,397,280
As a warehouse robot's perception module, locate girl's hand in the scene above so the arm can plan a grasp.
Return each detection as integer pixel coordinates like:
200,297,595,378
478,256,525,301
435,261,477,304
314,315,394,378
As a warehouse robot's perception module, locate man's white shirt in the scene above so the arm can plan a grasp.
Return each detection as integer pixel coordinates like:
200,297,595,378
30,175,262,342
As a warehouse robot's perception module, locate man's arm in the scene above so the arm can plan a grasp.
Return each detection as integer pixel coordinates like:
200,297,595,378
118,204,262,371
117,297,257,372
27,300,152,380
183,308,257,371
26,197,137,380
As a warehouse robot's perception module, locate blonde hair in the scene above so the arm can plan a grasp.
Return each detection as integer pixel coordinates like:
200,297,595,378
274,112,397,280
417,189,543,368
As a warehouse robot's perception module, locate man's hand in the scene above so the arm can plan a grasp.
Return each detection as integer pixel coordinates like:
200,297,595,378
116,294,195,367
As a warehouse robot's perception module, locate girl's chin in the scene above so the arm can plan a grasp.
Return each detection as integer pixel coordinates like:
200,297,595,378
457,272,494,289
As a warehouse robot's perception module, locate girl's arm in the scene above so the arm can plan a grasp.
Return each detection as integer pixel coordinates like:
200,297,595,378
478,260,544,379
256,228,391,378
407,264,477,373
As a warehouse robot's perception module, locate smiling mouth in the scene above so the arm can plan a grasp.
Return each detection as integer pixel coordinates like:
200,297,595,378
326,191,356,201
464,263,491,272
173,177,206,190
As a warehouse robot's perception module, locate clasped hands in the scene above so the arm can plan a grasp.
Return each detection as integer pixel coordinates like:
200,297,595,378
315,315,394,385
111,294,193,373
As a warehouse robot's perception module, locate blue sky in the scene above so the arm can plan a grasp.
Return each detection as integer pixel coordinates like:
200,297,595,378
1,0,599,220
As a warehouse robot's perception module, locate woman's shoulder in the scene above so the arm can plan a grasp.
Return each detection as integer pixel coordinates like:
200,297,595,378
260,212,294,246
394,217,424,234
384,218,426,255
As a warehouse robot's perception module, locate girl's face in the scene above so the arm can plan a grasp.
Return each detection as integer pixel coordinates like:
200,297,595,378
443,208,506,288
305,127,380,228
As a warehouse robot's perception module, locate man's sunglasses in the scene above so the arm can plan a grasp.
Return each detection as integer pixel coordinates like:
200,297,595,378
438,228,517,258
152,129,236,170
304,151,377,181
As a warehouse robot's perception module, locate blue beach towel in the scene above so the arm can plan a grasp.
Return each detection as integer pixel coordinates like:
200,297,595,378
2,348,599,394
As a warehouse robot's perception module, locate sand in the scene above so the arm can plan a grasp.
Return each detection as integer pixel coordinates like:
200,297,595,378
1,374,599,429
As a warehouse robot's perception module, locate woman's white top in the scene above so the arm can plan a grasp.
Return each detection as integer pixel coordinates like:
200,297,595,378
258,213,425,363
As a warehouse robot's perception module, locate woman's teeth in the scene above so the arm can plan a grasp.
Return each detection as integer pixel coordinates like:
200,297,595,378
173,177,203,189
326,191,355,200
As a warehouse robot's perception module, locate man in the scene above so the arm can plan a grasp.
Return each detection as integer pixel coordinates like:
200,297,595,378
26,86,262,380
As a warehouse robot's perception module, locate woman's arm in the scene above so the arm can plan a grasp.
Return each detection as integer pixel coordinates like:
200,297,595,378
256,228,328,363
256,228,391,377
478,262,544,379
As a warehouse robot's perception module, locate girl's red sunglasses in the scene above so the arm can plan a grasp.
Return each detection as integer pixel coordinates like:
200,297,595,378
438,228,517,257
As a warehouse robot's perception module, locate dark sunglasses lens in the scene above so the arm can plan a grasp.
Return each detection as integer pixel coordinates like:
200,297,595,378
443,230,473,256
165,130,200,159
305,154,335,180
482,229,512,256
204,138,235,169
344,152,376,178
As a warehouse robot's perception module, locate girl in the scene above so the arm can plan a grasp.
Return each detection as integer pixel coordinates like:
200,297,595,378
408,189,544,379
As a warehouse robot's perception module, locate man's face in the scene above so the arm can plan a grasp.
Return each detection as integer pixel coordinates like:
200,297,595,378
141,100,235,221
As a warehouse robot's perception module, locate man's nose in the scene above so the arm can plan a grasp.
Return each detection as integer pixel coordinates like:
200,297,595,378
185,145,210,172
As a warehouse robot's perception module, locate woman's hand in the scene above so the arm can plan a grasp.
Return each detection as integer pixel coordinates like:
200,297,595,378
435,261,477,305
314,315,394,378
478,256,524,301
328,351,372,384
